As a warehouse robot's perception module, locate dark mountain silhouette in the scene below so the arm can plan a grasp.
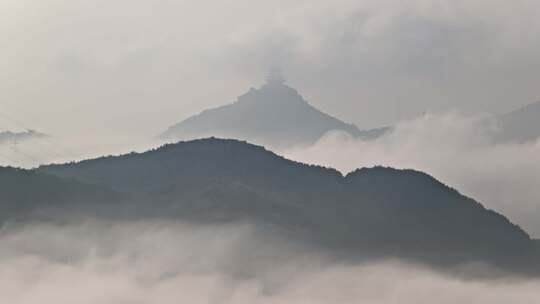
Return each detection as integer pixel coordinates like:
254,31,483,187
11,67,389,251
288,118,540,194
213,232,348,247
0,166,122,222
0,130,47,145
36,138,539,274
495,101,540,143
160,77,386,149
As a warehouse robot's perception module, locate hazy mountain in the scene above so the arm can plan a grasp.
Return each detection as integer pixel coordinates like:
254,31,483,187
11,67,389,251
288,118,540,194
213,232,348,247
37,138,539,273
495,101,540,143
0,130,47,145
160,76,386,149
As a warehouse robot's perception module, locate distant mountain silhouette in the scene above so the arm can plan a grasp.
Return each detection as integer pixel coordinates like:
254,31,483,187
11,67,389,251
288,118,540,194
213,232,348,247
160,78,386,149
0,130,47,145
36,138,539,274
495,101,540,143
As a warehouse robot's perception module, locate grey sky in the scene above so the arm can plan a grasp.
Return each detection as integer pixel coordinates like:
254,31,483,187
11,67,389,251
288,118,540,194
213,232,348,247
1,0,540,137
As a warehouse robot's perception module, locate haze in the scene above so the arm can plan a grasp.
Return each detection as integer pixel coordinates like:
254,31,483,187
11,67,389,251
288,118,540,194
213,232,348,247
2,0,540,139
1,1,540,303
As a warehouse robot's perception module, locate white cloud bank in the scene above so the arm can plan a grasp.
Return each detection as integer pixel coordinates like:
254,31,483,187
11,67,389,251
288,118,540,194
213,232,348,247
0,220,539,304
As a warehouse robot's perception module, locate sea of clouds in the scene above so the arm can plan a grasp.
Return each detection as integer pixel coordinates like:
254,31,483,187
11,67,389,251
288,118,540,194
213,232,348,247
1,220,539,304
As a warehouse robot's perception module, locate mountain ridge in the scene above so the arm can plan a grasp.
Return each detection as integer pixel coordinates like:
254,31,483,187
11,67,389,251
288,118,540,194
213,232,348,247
0,166,123,222
36,138,538,273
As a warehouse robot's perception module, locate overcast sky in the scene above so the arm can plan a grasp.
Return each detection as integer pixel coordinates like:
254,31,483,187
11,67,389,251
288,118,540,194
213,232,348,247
2,0,540,138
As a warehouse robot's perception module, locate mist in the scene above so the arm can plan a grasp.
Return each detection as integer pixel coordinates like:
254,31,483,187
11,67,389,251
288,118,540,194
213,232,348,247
2,0,540,302
1,219,539,304
2,0,540,139
283,112,540,237
0,134,158,169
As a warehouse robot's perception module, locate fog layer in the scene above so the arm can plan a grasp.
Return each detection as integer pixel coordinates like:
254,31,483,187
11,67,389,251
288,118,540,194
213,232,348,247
1,220,539,304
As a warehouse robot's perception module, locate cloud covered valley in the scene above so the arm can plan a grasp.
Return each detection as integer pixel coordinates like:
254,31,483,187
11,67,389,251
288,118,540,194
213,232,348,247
1,220,540,304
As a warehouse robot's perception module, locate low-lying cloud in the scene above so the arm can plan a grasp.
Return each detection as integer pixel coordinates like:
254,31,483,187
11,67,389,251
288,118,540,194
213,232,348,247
283,112,540,238
1,220,539,304
0,134,158,169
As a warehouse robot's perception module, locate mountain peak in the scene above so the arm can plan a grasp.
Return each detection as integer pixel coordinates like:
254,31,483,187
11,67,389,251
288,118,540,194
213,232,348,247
235,79,306,108
160,77,364,149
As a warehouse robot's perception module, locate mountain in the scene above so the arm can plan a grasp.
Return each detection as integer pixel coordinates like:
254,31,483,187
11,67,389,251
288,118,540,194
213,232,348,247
160,77,386,149
495,101,540,143
38,138,539,273
0,130,47,145
0,166,122,222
